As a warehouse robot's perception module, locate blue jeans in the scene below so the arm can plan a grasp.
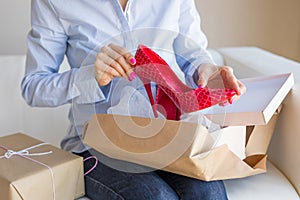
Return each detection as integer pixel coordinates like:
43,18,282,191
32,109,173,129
76,150,228,200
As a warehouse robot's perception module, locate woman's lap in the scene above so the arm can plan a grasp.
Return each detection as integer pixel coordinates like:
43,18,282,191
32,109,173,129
156,170,228,200
76,150,228,200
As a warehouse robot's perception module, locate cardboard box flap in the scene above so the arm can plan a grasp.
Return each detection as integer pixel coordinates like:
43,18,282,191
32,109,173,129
203,73,294,126
83,114,214,169
243,155,267,169
245,113,279,156
163,145,266,181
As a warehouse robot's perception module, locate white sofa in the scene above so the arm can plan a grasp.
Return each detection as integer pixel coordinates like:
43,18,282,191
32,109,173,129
0,47,299,199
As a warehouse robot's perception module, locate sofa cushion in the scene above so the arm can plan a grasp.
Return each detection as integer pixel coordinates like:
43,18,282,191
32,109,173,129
76,161,298,200
217,46,300,79
225,160,299,200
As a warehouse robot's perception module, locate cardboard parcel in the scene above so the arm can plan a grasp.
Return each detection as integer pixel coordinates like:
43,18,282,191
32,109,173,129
83,73,293,181
0,133,85,200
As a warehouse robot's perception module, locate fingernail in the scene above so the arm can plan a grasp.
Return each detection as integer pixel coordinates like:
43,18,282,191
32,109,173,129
128,72,136,81
222,102,230,106
198,84,204,88
229,98,236,104
129,57,136,65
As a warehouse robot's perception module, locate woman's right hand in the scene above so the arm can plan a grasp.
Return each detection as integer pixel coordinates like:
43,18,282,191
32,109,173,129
94,43,137,86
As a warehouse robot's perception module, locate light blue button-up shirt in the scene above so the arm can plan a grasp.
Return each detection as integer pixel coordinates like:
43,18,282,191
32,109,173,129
21,0,214,153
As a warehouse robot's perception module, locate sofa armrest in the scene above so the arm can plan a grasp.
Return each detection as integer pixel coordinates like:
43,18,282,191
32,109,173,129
216,47,300,195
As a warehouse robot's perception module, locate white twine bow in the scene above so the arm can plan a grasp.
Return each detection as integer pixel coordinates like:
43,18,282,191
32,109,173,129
0,143,56,200
0,143,52,159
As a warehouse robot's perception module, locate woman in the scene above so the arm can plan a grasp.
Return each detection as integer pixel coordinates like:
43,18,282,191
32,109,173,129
22,0,245,199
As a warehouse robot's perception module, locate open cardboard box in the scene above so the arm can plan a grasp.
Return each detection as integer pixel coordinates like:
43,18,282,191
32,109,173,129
83,73,293,181
203,73,294,126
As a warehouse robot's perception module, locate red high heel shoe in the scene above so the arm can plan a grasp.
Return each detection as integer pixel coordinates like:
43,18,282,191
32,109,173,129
134,44,237,117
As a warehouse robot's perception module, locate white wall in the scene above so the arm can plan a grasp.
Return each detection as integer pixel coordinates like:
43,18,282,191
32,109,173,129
1,0,299,62
0,0,31,55
196,0,300,62
0,55,70,147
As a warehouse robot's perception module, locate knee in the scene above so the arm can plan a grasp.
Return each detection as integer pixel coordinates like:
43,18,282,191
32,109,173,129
137,185,179,200
181,180,228,200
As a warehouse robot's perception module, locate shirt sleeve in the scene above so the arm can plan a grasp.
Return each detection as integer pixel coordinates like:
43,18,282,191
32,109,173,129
173,0,215,88
21,0,107,107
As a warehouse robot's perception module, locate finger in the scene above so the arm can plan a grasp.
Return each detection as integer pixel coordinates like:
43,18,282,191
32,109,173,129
228,94,240,104
221,69,246,96
197,75,208,88
108,43,137,80
219,94,240,106
100,46,129,75
219,67,240,92
108,43,136,74
104,45,135,79
96,73,114,86
219,101,230,107
237,80,246,95
97,52,128,80
218,67,245,104
94,63,120,86
109,43,136,65
95,59,120,78
197,64,218,87
94,63,113,86
226,80,246,104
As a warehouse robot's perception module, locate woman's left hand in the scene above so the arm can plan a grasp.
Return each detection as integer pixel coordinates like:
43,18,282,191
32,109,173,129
196,64,246,105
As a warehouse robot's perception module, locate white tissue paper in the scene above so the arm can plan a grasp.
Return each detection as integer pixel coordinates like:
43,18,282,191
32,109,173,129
181,110,246,160
180,111,221,133
107,85,165,119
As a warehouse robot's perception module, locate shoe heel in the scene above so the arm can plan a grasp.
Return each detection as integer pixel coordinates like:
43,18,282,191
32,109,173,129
139,77,158,118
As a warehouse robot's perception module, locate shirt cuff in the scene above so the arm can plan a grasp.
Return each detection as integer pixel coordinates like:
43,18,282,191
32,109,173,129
72,65,109,104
